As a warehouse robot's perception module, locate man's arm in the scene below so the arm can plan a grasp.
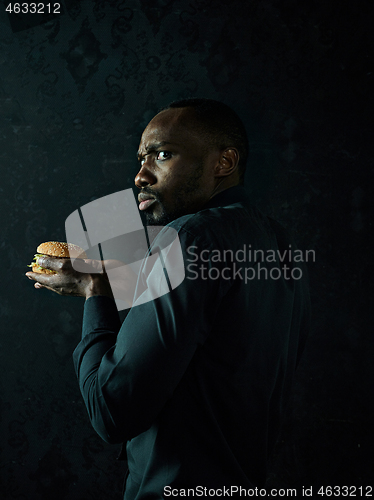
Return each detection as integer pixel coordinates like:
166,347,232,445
71,227,229,444
26,228,228,444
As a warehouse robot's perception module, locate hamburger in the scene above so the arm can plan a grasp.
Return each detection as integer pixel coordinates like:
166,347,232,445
28,241,87,274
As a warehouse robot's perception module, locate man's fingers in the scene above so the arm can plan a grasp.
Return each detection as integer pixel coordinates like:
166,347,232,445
102,259,127,271
36,255,68,272
79,259,123,273
26,271,63,286
36,256,96,274
81,259,124,273
82,259,104,273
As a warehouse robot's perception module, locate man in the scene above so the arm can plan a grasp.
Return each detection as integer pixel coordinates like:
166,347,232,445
26,98,310,498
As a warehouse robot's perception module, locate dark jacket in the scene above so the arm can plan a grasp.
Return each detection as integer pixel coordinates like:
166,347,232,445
73,186,311,498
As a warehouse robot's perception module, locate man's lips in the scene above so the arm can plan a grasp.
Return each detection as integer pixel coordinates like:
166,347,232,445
139,199,156,211
138,193,157,211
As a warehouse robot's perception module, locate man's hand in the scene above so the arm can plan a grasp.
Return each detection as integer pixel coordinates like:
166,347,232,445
26,256,114,300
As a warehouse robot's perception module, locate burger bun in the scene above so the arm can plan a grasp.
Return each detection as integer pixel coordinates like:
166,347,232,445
29,241,87,274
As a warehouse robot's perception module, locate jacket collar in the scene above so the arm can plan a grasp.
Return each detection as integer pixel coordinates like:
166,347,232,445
201,185,250,210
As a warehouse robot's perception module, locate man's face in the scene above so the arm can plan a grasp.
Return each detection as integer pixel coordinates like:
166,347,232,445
135,107,219,226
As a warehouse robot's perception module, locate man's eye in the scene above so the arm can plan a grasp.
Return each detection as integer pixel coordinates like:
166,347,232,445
156,151,171,161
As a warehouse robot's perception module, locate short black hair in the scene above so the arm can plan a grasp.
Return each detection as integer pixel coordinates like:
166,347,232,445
162,98,248,185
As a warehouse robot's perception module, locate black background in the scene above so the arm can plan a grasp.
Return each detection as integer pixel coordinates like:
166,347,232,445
0,0,373,498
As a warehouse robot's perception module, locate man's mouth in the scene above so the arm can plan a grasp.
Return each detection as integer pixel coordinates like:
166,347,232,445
138,193,157,211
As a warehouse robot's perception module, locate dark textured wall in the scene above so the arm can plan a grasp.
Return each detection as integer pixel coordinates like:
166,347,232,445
1,0,373,498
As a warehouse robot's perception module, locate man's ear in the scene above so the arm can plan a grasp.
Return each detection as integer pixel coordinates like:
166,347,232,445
214,148,239,178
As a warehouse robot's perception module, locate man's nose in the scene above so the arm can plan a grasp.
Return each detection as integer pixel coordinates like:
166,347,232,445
134,163,157,188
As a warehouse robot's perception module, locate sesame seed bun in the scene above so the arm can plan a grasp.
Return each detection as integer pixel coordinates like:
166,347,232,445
37,241,87,259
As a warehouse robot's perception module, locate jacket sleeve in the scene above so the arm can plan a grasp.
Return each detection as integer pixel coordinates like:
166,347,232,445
72,227,229,444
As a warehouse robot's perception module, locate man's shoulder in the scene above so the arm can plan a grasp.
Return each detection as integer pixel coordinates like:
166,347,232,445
166,200,272,250
167,203,243,235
